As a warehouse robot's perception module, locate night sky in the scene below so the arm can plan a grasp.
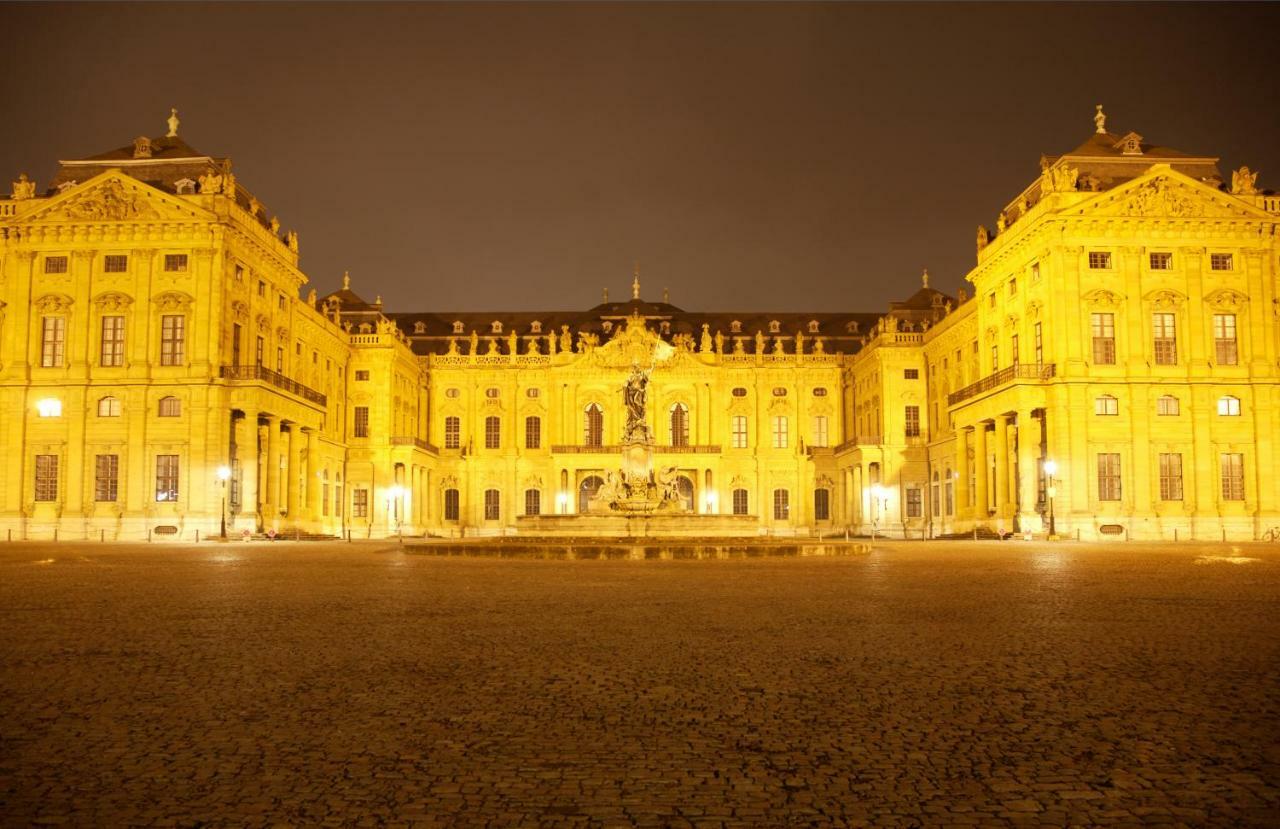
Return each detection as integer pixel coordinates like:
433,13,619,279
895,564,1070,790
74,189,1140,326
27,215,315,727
2,2,1277,312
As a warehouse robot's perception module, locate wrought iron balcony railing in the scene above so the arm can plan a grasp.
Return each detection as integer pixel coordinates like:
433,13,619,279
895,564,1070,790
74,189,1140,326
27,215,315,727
947,363,1055,406
391,436,439,453
220,364,327,406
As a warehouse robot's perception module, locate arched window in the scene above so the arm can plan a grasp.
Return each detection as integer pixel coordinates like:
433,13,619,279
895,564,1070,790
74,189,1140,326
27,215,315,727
732,488,749,515
158,396,181,417
98,396,121,417
769,320,781,334
579,475,604,513
814,488,830,521
484,416,500,449
931,472,941,516
584,404,603,447
1094,395,1119,416
484,489,500,520
730,320,742,333
1156,395,1180,416
525,416,541,449
490,321,503,334
945,468,955,515
808,320,820,334
524,489,541,516
1217,395,1241,416
773,489,790,520
452,321,464,334
444,416,461,449
443,488,460,521
669,402,689,447
675,476,694,512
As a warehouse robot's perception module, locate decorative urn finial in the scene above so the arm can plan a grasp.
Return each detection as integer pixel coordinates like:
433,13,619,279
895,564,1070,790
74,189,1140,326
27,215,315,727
632,262,641,300
342,270,351,291
922,268,929,288
167,108,180,138
603,287,609,303
1094,104,1106,134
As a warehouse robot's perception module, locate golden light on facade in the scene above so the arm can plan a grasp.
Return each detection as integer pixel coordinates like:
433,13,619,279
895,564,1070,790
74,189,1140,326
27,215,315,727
35,398,62,418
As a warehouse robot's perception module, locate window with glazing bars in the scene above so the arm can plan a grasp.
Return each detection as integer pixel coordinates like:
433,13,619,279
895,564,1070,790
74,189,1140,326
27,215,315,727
732,489,749,515
41,316,65,367
34,454,58,502
814,489,830,521
904,406,920,438
352,488,368,517
484,489,500,520
525,416,541,449
1209,253,1233,271
1220,453,1244,501
484,416,500,449
103,254,129,273
584,404,603,447
670,403,689,447
353,407,369,437
160,315,184,365
731,416,748,449
1088,251,1111,269
1213,314,1237,365
1034,322,1043,365
1097,453,1121,501
1149,252,1172,270
444,417,460,449
1091,313,1115,364
905,488,922,517
772,489,789,520
94,454,119,502
812,415,828,447
1158,453,1183,501
155,454,179,502
97,316,125,367
524,489,541,516
1153,313,1177,365
771,416,788,449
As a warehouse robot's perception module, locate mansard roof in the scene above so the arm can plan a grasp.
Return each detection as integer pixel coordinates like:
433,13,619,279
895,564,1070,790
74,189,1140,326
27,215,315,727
1039,127,1222,193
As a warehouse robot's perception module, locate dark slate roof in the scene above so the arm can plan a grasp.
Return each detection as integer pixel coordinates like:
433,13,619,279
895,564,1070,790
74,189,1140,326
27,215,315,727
81,135,210,163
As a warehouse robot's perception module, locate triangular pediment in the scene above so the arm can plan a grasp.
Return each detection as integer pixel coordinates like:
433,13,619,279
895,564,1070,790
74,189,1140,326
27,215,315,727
567,313,679,369
1071,166,1267,220
23,170,212,224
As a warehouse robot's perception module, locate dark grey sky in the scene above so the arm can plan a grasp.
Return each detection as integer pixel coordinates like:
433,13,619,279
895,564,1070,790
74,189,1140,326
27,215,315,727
2,2,1277,312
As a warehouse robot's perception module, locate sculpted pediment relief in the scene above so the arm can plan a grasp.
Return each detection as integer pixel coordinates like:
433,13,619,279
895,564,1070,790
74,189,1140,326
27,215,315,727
93,291,134,312
1143,289,1187,309
1078,173,1256,220
26,171,209,224
34,293,73,313
1204,288,1248,310
570,313,677,370
1081,288,1124,307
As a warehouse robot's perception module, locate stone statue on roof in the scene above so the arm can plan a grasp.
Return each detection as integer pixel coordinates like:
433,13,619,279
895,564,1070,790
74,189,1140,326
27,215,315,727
446,337,459,356
167,108,180,138
754,331,765,354
1231,166,1259,196
714,330,724,354
996,212,1007,234
286,231,299,253
198,170,224,195
11,173,36,200
526,336,539,355
976,224,990,253
469,330,479,355
1094,104,1106,135
733,336,745,355
508,331,518,355
700,324,712,353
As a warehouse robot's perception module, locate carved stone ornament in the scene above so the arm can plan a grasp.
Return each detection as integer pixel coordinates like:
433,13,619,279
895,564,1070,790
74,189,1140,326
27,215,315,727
1144,289,1186,309
34,293,73,313
1231,166,1259,196
93,292,133,312
1204,289,1247,310
439,475,459,490
198,170,224,195
11,173,37,200
1092,177,1243,219
1042,165,1078,194
1082,289,1122,307
155,291,194,312
58,179,159,221
976,224,990,253
286,231,299,253
256,313,270,333
231,300,249,321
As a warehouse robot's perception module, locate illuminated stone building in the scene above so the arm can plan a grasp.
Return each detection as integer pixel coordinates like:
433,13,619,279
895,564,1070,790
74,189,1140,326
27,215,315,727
1,110,1276,540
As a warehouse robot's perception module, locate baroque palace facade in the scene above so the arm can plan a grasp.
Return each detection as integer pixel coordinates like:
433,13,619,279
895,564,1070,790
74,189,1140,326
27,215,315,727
1,109,1277,540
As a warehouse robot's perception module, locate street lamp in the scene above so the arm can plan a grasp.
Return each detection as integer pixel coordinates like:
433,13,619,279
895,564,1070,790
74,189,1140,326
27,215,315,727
216,465,232,539
1043,459,1058,539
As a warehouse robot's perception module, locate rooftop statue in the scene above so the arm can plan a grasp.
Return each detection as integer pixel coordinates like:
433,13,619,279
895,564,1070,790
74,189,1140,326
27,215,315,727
1231,166,1259,196
11,173,36,200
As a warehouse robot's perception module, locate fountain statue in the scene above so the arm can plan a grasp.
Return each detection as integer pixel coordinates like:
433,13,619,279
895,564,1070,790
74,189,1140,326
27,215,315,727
587,363,686,513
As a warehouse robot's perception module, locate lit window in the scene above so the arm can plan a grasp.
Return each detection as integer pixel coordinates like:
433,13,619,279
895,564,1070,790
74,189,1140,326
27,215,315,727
36,398,62,417
103,255,128,273
45,256,69,274
155,454,179,501
160,315,185,365
1095,395,1119,416
158,396,181,417
812,415,828,447
1153,313,1177,365
41,316,66,367
772,489,789,520
1149,252,1172,270
1209,253,1233,271
1213,314,1238,365
353,406,369,436
771,416,788,449
94,454,119,502
1156,396,1180,416
1217,395,1241,416
1088,251,1112,269
353,489,369,518
97,396,121,417
163,254,188,272
731,415,748,449
100,315,125,367
34,454,58,502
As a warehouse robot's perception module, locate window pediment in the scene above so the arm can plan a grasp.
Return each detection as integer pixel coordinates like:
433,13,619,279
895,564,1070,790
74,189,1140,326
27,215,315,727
1082,288,1124,308
154,291,194,312
1205,289,1248,310
1143,289,1186,309
34,293,74,313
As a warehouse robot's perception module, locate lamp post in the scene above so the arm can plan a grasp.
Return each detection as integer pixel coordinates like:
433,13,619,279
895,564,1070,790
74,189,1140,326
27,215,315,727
1043,459,1058,539
216,465,232,539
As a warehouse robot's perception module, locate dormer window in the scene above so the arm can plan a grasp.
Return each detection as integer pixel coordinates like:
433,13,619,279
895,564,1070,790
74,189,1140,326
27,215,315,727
846,321,860,333
602,321,613,333
768,320,781,334
530,320,542,334
730,320,742,333
452,321,464,334
660,322,671,335
1115,132,1144,156
132,136,152,159
490,320,503,334
413,321,427,334
807,320,820,334
174,178,196,195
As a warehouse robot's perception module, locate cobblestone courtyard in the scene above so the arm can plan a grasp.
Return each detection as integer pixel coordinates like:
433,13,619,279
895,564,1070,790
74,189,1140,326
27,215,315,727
1,541,1277,828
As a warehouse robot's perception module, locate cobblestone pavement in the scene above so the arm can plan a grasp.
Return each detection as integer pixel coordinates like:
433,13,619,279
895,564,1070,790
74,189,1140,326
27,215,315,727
1,541,1278,828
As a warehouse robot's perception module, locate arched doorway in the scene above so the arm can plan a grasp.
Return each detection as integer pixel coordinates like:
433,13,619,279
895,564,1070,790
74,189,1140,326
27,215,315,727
675,475,694,512
579,475,604,513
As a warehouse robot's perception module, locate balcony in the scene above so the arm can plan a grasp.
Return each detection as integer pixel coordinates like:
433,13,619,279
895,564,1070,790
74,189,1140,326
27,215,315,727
551,444,722,454
391,436,439,453
948,363,1055,406
220,364,327,405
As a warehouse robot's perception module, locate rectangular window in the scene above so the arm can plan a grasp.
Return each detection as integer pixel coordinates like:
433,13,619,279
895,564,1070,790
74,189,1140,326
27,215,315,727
1010,333,1019,365
258,280,266,297
444,489,460,521
160,315,185,366
771,416,788,449
1031,262,1041,282
814,489,830,521
524,489,541,516
904,406,920,438
1213,313,1238,365
906,487,922,518
484,489,500,520
812,415,828,448
278,294,286,310
903,368,919,380
1220,453,1245,501
41,316,66,367
732,489,748,516
772,489,789,520
231,323,242,365
353,488,369,518
1008,278,1017,295
355,370,370,381
155,454,179,502
34,454,58,502
1156,396,1180,416
1149,252,1172,270
731,415,748,449
1095,396,1119,416
991,344,999,373
103,254,129,273
1209,253,1233,271
1091,313,1116,365
485,416,500,449
1088,251,1112,269
945,478,954,515
1034,322,1043,365
158,396,181,417
100,315,125,367
1158,453,1183,501
44,255,69,274
525,415,541,449
275,346,284,373
94,454,119,502
322,482,329,516
353,406,369,438
255,336,264,366
1153,313,1177,365
1097,453,1121,501
164,254,188,272
444,417,460,449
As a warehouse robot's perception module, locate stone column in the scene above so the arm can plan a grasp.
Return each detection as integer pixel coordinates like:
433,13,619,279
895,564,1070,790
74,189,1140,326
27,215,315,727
305,428,320,522
286,424,302,520
994,415,1010,524
973,422,989,525
263,416,281,527
1016,411,1041,532
955,428,970,522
